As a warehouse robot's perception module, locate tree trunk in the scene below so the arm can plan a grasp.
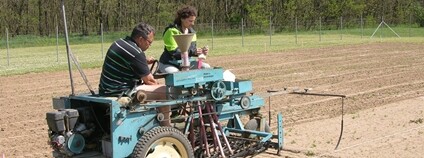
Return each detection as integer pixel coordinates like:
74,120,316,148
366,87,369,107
43,11,47,36
96,0,102,35
82,0,88,36
38,0,43,36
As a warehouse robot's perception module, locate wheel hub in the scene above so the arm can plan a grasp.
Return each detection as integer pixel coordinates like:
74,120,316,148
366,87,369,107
146,137,187,158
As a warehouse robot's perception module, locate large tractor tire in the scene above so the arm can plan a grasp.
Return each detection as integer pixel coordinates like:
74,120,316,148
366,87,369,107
242,118,270,139
132,126,194,158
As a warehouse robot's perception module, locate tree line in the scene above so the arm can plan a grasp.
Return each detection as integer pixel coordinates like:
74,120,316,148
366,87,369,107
1,0,424,37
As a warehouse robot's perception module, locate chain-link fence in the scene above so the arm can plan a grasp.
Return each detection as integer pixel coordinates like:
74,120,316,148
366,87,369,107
0,16,423,76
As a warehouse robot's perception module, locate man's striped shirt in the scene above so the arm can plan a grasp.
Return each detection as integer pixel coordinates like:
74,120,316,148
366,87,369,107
98,36,149,96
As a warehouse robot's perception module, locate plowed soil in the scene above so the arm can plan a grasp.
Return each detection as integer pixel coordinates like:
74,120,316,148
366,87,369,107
1,42,423,158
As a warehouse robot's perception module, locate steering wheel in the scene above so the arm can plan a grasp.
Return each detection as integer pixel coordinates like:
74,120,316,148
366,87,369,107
150,60,167,79
150,60,159,74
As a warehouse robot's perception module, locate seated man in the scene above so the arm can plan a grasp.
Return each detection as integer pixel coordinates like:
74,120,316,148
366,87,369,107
98,22,170,126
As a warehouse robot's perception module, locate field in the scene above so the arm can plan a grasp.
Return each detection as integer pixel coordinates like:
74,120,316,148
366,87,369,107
1,42,424,157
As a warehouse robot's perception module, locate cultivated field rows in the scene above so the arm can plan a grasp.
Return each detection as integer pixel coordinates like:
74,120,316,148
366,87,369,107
1,42,423,157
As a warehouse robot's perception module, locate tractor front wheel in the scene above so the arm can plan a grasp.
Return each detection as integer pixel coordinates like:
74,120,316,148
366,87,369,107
132,126,194,158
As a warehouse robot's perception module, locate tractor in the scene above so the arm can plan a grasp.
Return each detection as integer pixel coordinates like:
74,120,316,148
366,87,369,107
46,2,347,157
45,30,284,157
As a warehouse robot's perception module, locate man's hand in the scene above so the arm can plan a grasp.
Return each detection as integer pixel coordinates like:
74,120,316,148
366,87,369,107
142,74,158,85
147,56,155,64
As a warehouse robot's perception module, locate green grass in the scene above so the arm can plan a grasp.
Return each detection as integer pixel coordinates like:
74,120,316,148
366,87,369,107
1,27,424,76
2,26,424,49
0,31,130,49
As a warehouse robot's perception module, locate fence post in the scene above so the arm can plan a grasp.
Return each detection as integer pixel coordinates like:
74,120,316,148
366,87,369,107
269,16,272,46
295,17,298,45
380,16,383,38
340,16,343,40
6,28,9,66
319,17,322,42
101,23,104,59
211,19,214,50
409,14,412,37
56,25,59,63
241,18,244,47
361,13,364,39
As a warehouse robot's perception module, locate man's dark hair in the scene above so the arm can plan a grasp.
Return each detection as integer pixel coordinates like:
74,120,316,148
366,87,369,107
174,5,197,26
131,22,155,40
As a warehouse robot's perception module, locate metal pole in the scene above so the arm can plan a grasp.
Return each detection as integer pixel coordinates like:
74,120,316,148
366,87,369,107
211,19,214,50
269,16,272,46
380,16,383,38
241,18,244,47
370,21,384,39
61,0,75,95
295,17,298,45
56,25,59,63
319,17,322,42
340,16,343,40
6,28,9,66
383,21,401,38
101,23,104,59
361,13,364,39
409,14,412,37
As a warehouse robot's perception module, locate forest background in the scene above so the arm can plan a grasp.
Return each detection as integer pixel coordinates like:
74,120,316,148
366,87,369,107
1,0,424,38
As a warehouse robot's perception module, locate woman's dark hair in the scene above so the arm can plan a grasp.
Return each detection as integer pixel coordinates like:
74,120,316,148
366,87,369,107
174,5,197,26
131,22,155,40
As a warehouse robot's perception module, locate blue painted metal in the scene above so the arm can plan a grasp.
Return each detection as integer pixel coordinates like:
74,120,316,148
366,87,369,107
225,128,273,143
215,95,264,120
223,80,252,95
233,114,245,130
48,67,286,157
67,95,160,158
165,68,223,87
168,57,197,66
278,113,284,150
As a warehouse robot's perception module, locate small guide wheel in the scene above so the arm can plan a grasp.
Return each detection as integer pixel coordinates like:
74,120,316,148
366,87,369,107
240,96,251,109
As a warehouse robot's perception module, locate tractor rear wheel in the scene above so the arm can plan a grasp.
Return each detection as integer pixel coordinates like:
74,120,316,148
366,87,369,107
132,126,194,158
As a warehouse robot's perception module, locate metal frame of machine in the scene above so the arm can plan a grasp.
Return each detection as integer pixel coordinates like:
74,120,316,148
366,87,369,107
46,2,284,157
46,67,284,158
46,1,347,157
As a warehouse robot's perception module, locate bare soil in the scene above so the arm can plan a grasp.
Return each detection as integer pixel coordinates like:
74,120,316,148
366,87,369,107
1,42,423,158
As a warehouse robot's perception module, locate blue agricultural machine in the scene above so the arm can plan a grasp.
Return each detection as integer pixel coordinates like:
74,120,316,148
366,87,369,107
46,2,284,157
46,2,347,157
46,66,284,158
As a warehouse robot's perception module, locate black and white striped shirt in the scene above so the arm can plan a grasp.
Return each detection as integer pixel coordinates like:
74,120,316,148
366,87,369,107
98,36,150,96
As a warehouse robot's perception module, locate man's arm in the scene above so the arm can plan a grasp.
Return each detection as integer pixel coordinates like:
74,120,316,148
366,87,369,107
141,74,158,85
